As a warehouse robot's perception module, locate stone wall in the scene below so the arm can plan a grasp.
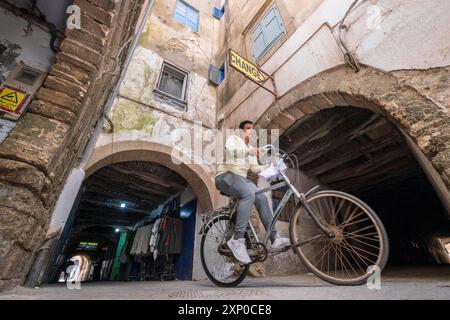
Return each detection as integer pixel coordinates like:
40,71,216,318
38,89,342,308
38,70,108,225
0,0,145,291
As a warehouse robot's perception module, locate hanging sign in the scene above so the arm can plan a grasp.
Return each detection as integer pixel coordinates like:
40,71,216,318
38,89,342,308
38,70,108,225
228,49,277,96
229,49,270,83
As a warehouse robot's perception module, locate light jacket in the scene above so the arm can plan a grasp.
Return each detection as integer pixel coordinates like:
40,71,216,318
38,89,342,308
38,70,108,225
216,133,268,178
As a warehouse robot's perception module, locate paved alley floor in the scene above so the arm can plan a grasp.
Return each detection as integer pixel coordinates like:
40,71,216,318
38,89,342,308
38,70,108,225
1,266,449,300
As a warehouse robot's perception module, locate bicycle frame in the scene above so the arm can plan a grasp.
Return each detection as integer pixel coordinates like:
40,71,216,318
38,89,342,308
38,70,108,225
250,170,333,247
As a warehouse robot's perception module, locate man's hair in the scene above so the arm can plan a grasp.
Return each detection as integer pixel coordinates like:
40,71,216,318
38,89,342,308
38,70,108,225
239,120,254,130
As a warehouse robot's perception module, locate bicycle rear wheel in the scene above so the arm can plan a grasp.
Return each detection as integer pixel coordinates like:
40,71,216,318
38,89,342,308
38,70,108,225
200,214,250,287
290,190,389,285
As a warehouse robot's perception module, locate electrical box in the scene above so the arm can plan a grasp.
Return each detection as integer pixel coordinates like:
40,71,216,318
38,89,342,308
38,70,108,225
0,62,46,121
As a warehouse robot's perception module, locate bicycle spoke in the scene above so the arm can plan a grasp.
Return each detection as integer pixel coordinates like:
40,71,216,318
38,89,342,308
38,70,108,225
319,242,334,272
316,198,331,227
335,244,351,277
340,239,370,271
337,243,359,277
345,242,380,260
339,217,371,230
344,235,380,250
338,211,367,228
291,192,387,284
327,197,337,226
341,204,360,225
342,231,379,242
341,239,374,267
308,240,334,264
347,224,376,235
341,201,355,222
335,197,347,216
202,216,247,284
327,242,331,276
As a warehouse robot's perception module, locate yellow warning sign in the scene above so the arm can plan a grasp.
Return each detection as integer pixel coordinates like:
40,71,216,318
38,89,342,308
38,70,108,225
0,86,28,112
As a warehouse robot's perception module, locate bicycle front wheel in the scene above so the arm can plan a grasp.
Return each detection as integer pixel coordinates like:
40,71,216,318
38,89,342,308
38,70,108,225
290,190,389,285
200,214,250,287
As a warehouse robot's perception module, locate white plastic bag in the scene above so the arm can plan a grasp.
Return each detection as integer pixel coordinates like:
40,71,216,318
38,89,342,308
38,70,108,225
259,158,287,182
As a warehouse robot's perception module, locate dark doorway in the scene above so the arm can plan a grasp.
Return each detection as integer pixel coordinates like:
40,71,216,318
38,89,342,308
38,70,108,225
280,106,450,266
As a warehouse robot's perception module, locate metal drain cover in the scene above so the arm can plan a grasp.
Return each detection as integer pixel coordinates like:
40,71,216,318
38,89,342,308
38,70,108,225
168,288,262,299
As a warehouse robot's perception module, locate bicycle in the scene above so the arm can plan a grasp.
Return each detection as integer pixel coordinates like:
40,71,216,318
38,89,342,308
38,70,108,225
200,145,389,287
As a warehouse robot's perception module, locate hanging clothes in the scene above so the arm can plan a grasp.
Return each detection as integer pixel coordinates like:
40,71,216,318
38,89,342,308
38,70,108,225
157,216,184,256
137,224,153,255
149,218,162,259
168,218,183,254
131,224,153,256
130,227,142,255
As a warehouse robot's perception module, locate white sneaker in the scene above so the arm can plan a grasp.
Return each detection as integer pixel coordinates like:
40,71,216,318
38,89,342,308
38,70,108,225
227,238,251,265
271,234,291,249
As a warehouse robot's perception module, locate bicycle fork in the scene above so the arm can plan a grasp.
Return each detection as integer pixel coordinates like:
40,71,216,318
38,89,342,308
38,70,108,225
278,171,335,240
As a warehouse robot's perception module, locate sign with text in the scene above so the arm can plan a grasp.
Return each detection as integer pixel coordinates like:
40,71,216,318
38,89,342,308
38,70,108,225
229,49,270,83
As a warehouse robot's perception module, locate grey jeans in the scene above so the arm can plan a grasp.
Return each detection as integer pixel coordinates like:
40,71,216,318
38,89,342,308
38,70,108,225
215,171,277,242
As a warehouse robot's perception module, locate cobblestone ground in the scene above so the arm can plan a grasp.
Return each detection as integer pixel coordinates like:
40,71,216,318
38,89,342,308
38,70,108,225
1,266,449,300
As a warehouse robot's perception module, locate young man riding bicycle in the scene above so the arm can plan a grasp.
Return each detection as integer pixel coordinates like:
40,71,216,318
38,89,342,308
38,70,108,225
215,120,291,265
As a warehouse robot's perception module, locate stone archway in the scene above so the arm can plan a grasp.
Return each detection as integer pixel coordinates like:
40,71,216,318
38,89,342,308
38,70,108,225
0,0,147,291
85,140,217,211
256,65,450,212
255,65,450,268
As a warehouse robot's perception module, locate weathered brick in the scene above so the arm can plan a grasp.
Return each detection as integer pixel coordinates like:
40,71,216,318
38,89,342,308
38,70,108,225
60,39,103,66
65,29,107,53
80,14,109,38
272,112,296,130
306,93,335,110
296,100,320,114
0,242,30,280
37,88,82,112
44,75,88,100
0,159,49,195
0,114,70,175
56,51,98,74
74,0,114,26
28,99,77,125
0,182,46,225
0,208,44,252
50,61,92,86
87,0,116,11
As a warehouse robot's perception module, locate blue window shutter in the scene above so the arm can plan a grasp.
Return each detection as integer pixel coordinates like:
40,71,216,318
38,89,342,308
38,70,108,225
173,1,199,32
209,64,225,86
251,5,285,61
212,7,224,20
209,64,220,86
174,1,187,24
262,6,284,48
218,64,225,83
251,24,266,60
186,7,199,32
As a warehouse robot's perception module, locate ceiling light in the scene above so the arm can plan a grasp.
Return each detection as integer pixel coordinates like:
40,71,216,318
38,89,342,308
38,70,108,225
120,203,126,208
115,228,120,233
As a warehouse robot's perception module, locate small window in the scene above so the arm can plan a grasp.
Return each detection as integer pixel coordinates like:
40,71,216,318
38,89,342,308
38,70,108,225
212,6,225,20
14,67,42,86
155,62,188,109
251,5,285,61
173,0,199,32
209,63,225,86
